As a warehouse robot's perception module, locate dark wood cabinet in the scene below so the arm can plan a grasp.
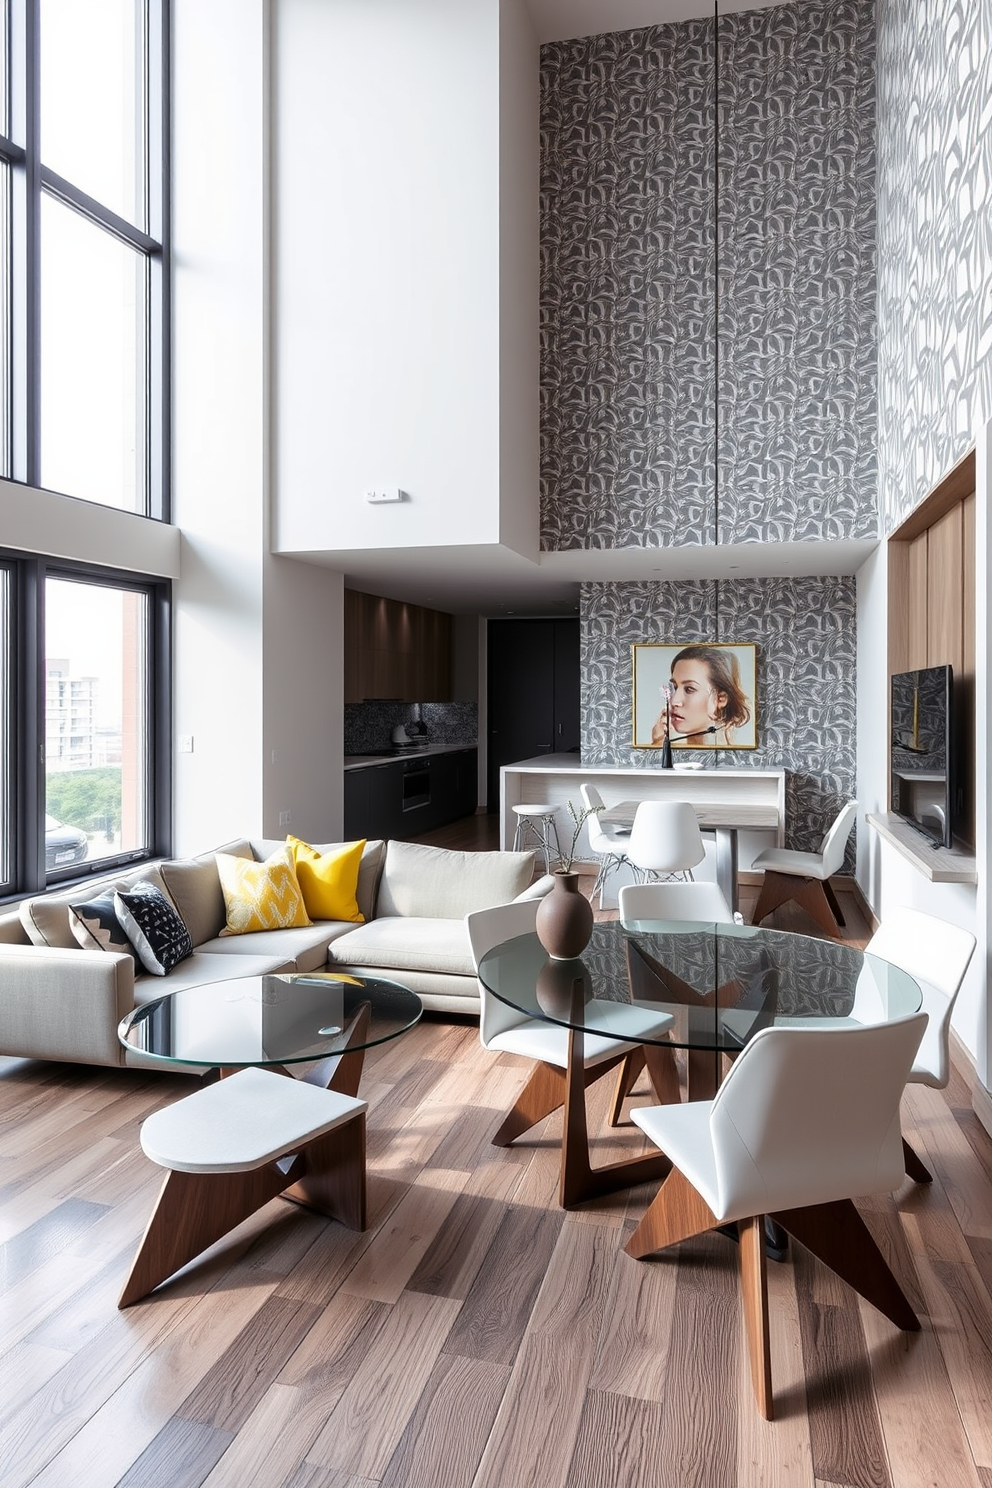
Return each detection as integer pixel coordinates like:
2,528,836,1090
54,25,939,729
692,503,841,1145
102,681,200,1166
344,589,453,703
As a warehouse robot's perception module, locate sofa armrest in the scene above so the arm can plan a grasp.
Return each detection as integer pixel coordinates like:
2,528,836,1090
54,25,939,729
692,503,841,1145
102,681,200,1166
513,874,556,902
0,944,135,1066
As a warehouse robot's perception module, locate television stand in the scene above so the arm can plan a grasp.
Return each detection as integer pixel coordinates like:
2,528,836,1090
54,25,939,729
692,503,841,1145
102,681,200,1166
867,813,977,883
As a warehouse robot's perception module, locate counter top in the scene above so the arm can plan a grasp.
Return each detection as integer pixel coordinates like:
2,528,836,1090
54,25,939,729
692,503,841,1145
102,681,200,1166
344,743,478,771
501,753,785,778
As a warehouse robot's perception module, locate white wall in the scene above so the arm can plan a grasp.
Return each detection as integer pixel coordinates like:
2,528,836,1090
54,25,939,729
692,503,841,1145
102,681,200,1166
272,0,525,557
172,0,347,853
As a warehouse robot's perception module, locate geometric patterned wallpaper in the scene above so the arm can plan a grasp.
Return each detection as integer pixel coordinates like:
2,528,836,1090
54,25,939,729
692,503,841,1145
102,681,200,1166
540,0,878,551
876,0,992,531
581,575,858,861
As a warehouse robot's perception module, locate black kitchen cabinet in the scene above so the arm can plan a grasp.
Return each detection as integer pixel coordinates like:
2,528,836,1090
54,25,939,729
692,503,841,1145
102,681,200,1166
486,619,579,810
343,749,478,841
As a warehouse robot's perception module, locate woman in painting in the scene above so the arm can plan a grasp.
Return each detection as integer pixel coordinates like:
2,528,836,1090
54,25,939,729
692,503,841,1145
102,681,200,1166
651,644,752,748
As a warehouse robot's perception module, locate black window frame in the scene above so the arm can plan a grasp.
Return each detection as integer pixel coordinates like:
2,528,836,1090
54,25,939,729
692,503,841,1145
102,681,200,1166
0,0,170,517
1,548,172,901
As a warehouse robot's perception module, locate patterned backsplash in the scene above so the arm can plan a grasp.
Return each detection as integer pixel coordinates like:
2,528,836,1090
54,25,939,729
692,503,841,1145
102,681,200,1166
540,0,877,552
580,574,858,863
344,701,478,756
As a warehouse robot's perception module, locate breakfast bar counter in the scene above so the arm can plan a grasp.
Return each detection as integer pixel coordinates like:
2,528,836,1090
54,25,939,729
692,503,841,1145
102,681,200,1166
500,755,786,907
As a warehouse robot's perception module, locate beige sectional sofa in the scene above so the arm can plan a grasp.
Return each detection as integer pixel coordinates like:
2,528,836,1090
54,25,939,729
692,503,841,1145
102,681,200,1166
0,837,545,1069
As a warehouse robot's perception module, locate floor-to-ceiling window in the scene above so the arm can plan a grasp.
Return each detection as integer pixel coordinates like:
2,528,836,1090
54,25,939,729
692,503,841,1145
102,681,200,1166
0,0,170,897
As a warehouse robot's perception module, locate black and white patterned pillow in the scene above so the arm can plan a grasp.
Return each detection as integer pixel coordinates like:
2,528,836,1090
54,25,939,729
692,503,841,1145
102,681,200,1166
114,882,193,976
68,889,137,962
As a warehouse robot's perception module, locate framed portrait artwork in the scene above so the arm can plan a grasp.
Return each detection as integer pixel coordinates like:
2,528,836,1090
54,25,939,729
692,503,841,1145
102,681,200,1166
632,642,758,751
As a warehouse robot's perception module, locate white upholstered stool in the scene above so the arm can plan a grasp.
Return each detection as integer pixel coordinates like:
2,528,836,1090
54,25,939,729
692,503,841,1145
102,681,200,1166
511,803,563,873
119,1066,367,1307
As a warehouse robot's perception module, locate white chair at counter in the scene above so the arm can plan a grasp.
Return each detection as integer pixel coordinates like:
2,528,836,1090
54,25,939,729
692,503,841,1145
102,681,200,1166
750,800,858,938
625,800,706,885
510,803,562,875
580,782,632,908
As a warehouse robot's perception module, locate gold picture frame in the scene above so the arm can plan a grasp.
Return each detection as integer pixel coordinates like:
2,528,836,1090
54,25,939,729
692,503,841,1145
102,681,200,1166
632,642,758,750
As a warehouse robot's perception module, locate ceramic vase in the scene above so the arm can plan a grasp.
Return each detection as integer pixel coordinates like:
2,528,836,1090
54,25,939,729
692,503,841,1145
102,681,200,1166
535,870,594,960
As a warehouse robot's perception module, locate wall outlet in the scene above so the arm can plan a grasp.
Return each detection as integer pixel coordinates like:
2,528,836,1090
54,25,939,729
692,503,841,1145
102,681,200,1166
278,810,291,826
178,734,194,753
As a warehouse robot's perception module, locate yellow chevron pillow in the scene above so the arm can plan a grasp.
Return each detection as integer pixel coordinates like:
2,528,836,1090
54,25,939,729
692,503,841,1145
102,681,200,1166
216,846,312,935
286,835,366,923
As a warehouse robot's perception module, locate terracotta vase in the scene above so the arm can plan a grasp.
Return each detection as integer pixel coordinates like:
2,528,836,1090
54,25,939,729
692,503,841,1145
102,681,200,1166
535,870,594,960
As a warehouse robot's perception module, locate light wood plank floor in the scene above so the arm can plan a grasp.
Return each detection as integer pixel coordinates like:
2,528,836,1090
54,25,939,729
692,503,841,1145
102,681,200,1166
2,816,991,1488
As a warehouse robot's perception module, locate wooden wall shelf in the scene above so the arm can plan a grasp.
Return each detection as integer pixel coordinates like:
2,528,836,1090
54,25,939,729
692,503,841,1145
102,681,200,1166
867,812,977,884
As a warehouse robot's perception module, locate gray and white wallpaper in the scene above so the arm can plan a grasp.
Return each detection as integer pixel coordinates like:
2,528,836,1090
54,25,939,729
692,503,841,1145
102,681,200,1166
876,0,992,530
540,0,878,552
581,574,858,863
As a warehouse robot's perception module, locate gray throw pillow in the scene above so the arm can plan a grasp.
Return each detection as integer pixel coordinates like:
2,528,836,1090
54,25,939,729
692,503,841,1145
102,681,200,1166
114,882,193,976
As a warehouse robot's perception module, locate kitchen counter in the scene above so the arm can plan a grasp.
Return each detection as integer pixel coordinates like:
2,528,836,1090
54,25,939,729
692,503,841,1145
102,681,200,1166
344,742,478,771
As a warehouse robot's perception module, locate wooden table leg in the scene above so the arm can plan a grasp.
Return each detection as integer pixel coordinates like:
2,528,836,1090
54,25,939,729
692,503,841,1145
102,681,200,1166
299,1000,372,1095
559,1026,671,1209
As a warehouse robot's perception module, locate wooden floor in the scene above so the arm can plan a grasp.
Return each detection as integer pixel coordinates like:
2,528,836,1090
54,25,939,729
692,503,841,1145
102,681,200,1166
2,817,992,1488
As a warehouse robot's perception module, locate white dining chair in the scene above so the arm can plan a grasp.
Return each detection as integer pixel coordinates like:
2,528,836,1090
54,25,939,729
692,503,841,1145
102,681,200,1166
618,880,739,926
750,800,859,937
625,800,706,885
466,899,679,1207
626,1012,928,1419
580,782,631,908
862,906,975,1182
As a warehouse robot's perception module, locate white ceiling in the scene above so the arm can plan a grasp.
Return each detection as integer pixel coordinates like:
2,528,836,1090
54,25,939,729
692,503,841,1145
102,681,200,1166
295,536,880,617
524,0,785,44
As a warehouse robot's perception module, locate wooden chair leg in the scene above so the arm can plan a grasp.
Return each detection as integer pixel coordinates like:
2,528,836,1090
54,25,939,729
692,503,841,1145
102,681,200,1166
770,1198,920,1331
822,878,846,927
491,1061,567,1145
608,1047,645,1125
739,1214,773,1420
283,1113,367,1229
625,1167,718,1259
752,870,794,926
119,1163,288,1308
903,1135,934,1184
754,871,843,939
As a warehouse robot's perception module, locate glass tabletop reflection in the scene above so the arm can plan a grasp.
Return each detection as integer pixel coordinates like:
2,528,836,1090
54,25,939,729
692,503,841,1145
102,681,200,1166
118,970,423,1070
477,920,922,1056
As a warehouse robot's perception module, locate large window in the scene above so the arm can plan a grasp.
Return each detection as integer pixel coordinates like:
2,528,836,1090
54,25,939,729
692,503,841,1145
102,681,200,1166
0,0,168,513
1,553,169,897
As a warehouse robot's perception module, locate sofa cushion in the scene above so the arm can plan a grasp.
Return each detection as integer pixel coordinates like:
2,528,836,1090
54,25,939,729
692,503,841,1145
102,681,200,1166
251,838,384,923
217,847,312,935
196,921,354,973
374,842,535,921
115,882,194,976
19,864,171,950
68,889,137,962
133,950,298,1002
287,836,365,923
326,917,476,978
159,842,253,948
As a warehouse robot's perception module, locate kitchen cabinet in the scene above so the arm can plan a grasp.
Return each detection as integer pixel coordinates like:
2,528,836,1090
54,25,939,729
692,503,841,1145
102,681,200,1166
486,619,579,810
343,748,478,841
344,589,452,703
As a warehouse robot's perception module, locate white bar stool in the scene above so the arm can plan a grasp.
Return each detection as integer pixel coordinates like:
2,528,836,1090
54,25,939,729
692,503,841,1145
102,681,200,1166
511,803,562,873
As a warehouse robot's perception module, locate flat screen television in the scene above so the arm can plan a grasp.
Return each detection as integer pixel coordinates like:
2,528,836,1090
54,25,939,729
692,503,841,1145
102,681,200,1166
890,665,954,848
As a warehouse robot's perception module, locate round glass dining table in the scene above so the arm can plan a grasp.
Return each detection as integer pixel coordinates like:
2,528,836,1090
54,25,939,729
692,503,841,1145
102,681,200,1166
479,919,921,1081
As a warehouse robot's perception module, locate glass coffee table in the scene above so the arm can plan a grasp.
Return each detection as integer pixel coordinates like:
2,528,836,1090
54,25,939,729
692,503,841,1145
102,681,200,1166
118,970,423,1095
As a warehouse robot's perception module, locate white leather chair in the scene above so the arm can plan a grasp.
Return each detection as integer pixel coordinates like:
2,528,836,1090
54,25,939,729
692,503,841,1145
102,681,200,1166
750,800,859,937
863,907,976,1182
466,899,679,1206
580,782,631,908
626,1013,928,1418
625,800,705,885
619,880,739,926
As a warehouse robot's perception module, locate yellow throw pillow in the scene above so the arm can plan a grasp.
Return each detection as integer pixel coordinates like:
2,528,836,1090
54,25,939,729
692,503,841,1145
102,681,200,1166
287,835,366,923
216,846,312,935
